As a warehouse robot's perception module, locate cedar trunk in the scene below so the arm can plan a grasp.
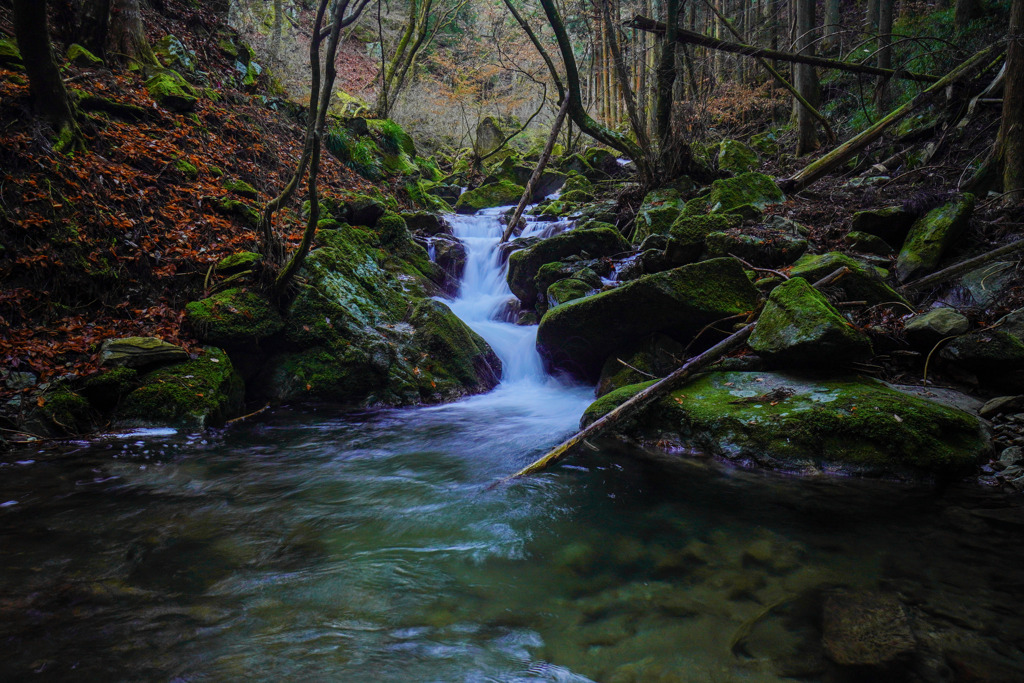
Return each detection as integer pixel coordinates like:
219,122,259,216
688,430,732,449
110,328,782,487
998,0,1024,202
107,0,158,67
793,0,820,155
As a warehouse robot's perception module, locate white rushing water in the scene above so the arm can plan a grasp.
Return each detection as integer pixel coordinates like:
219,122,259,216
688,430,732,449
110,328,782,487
438,207,593,433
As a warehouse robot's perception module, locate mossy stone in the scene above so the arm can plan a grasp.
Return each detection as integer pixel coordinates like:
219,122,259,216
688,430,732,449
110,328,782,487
895,194,975,282
664,214,742,265
582,371,984,479
583,147,620,176
843,231,893,255
216,198,259,226
66,43,103,67
174,158,198,180
904,308,970,348
507,227,630,309
705,229,808,267
0,38,23,68
116,347,244,428
706,172,784,215
409,299,501,396
536,257,761,382
455,180,525,214
185,288,284,347
401,211,449,236
634,188,685,243
851,206,915,246
100,336,189,368
145,69,199,112
547,278,593,308
222,178,258,199
749,277,872,366
718,140,759,174
81,367,140,411
596,334,685,397
749,132,779,156
790,252,908,307
39,386,93,434
216,251,261,274
347,195,387,226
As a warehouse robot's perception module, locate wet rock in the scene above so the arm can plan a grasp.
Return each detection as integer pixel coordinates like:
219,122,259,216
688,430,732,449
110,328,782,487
583,371,986,479
633,187,685,244
537,258,759,382
100,337,189,369
822,591,916,671
115,346,244,428
749,277,872,367
896,193,975,282
347,195,387,226
546,278,594,308
664,214,743,265
401,211,450,236
430,234,467,294
980,395,1024,418
958,260,1020,307
904,307,971,348
790,251,909,306
454,180,524,213
408,299,502,397
507,227,629,309
851,206,916,246
555,541,599,577
686,171,785,217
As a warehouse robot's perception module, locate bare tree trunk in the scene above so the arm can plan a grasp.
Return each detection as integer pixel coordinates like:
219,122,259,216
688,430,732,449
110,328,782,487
793,0,820,155
73,0,112,59
875,0,894,109
12,0,84,153
996,0,1024,203
823,0,840,54
107,0,158,68
271,0,282,62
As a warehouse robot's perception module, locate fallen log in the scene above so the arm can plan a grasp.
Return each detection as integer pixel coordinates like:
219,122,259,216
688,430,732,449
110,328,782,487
493,266,851,484
780,44,1004,194
501,97,570,244
624,16,940,83
901,239,1024,293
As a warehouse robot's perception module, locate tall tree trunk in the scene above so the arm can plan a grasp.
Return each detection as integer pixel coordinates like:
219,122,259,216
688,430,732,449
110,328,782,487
823,0,840,54
12,0,84,153
955,0,983,28
107,0,158,68
866,0,881,33
73,0,112,59
271,0,282,62
793,0,820,155
875,0,894,109
996,0,1024,203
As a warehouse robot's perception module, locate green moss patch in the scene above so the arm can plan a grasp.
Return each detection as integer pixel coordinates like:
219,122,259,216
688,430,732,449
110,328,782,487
895,194,975,282
145,69,199,112
455,180,525,214
185,288,284,347
222,178,258,199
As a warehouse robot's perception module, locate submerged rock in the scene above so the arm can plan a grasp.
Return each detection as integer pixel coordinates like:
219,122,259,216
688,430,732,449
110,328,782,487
896,193,975,282
582,371,985,479
749,277,872,367
822,591,916,672
536,258,759,382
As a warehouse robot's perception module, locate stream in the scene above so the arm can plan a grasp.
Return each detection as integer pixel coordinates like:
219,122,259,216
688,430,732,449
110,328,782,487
2,209,1024,681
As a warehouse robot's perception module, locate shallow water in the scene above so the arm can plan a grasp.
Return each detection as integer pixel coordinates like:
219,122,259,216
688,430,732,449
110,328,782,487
2,210,1024,681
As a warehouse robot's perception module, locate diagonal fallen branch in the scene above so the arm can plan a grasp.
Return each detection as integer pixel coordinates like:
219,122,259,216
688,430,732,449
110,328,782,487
490,266,852,486
900,239,1024,293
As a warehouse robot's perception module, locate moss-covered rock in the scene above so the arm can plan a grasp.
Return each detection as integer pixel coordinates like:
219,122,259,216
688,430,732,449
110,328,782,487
749,131,779,156
81,367,140,411
100,337,189,368
664,214,742,265
222,178,258,199
145,69,199,112
583,147,620,176
507,227,630,309
938,326,1024,382
789,252,908,307
559,153,595,177
66,43,103,67
851,207,915,246
39,386,93,434
904,307,970,348
536,257,760,381
634,188,685,244
843,231,893,255
546,278,594,308
749,277,872,366
596,334,685,397
215,197,259,226
455,180,525,213
687,172,784,217
895,194,975,282
706,229,808,267
0,38,23,69
582,371,984,479
185,288,284,347
116,347,244,428
718,140,759,174
401,211,450,236
346,194,387,226
173,158,198,180
409,299,502,397
216,251,261,275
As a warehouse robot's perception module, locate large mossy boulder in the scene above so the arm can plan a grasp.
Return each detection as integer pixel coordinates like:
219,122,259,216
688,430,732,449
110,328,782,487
185,288,284,347
705,228,807,267
851,206,915,246
145,69,199,112
789,252,908,306
115,347,244,428
938,308,1024,385
664,214,742,265
904,307,970,348
536,257,760,382
596,334,685,397
507,227,629,309
895,194,975,282
582,371,985,479
100,337,189,368
749,277,872,366
455,180,524,213
634,188,685,244
409,299,502,397
546,278,594,308
687,172,784,217
718,140,759,174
